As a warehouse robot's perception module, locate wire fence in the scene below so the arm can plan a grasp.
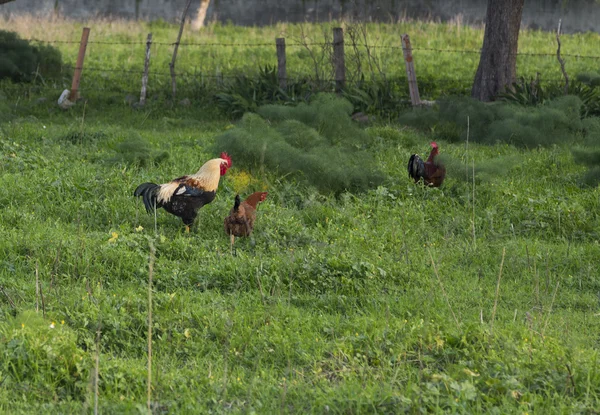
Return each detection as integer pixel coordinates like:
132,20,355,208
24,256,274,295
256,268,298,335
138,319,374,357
3,30,598,106
11,36,600,60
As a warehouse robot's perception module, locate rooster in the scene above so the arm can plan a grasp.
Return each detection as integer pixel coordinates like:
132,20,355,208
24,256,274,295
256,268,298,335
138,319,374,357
224,191,268,252
134,152,232,232
408,141,446,187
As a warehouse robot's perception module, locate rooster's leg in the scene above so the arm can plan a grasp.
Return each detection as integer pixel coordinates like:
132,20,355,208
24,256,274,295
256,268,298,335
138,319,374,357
185,225,190,233
230,233,236,256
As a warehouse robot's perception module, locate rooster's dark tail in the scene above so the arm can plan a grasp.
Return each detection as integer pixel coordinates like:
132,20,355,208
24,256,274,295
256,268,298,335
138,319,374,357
232,194,241,212
408,154,425,182
134,182,160,213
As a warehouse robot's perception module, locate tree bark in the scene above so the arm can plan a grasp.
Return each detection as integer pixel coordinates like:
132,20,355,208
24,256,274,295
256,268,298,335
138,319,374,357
471,0,524,101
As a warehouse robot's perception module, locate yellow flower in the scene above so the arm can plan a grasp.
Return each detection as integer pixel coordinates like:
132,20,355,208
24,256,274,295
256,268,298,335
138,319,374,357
108,232,119,242
49,322,55,329
61,320,65,325
135,225,144,232
184,329,191,338
21,323,25,328
230,170,252,192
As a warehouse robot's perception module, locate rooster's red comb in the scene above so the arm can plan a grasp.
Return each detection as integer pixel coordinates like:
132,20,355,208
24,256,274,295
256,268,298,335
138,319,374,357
430,141,438,148
220,152,232,167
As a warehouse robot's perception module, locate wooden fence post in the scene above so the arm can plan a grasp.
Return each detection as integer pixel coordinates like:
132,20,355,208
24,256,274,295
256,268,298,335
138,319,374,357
401,34,421,106
333,27,345,92
140,33,152,106
69,27,90,101
276,38,286,89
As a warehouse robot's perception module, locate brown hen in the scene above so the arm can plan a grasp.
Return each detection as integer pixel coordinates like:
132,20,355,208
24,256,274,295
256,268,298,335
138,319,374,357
224,191,268,252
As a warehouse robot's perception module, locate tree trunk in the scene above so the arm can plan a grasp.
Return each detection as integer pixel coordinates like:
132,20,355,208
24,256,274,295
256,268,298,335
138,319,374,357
471,0,524,101
0,0,17,4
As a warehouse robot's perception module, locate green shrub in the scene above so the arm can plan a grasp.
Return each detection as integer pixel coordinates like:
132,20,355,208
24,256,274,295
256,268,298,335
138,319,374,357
109,135,170,167
0,30,63,82
577,71,600,87
215,94,385,194
400,95,600,148
572,146,600,186
0,311,90,402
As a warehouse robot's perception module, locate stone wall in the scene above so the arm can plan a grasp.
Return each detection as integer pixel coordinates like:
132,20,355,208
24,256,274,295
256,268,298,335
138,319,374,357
1,0,599,33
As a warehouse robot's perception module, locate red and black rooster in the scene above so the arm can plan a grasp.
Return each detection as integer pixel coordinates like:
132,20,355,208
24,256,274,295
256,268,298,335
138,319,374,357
134,153,232,232
408,141,446,187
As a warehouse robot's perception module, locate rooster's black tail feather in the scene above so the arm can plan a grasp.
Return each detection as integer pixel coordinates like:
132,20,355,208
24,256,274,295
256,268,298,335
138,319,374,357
134,182,160,213
408,154,425,181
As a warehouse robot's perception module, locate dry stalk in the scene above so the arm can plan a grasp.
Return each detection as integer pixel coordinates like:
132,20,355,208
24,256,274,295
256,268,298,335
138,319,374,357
428,250,460,330
293,24,332,84
472,158,476,248
147,241,156,413
39,277,46,318
566,363,576,394
50,242,62,289
490,247,506,334
0,286,16,308
465,115,470,181
256,268,266,305
94,322,101,415
542,281,560,337
35,261,39,313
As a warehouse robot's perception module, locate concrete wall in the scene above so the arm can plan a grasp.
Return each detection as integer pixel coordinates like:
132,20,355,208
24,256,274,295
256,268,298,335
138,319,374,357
1,0,599,33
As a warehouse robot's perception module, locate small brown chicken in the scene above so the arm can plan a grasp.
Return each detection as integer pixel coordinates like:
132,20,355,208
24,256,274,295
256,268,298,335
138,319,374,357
223,191,268,252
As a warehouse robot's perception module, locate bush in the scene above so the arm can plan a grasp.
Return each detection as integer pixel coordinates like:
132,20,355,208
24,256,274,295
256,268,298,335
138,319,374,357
215,94,385,194
0,311,90,402
0,30,63,83
109,135,170,167
399,95,600,148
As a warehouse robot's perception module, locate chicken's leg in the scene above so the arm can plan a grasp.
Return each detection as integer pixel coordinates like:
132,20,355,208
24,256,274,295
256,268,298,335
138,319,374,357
230,233,236,256
185,225,190,233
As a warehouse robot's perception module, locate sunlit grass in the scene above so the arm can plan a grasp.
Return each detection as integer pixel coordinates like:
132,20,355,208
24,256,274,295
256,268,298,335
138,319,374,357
0,16,600,414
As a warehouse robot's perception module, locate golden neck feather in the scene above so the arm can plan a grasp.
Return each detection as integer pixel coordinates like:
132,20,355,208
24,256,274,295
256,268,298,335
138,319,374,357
190,158,226,191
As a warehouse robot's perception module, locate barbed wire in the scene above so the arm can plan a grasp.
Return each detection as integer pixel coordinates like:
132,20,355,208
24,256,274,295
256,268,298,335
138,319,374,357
56,64,570,84
8,37,600,60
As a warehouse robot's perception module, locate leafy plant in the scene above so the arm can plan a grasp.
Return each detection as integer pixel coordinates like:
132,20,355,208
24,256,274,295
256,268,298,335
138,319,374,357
215,65,307,117
0,30,63,83
498,76,551,106
342,76,410,119
500,75,600,117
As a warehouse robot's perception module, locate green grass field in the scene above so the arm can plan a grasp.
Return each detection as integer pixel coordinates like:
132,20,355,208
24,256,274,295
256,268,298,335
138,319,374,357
1,17,600,414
